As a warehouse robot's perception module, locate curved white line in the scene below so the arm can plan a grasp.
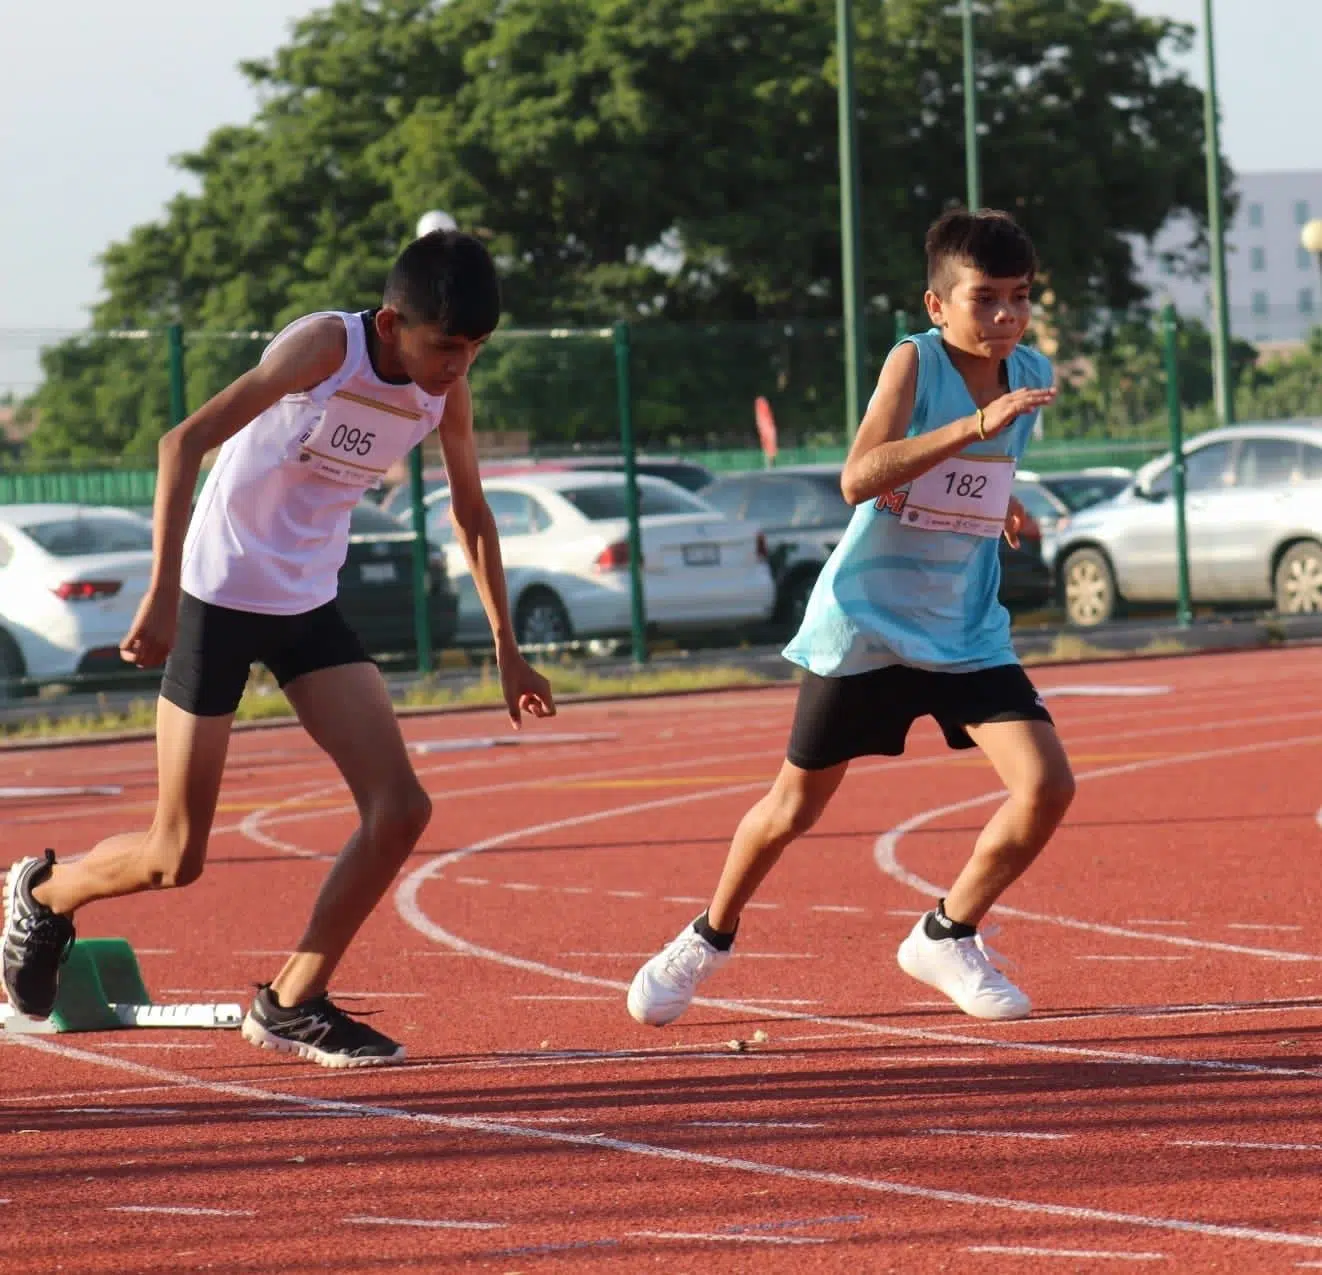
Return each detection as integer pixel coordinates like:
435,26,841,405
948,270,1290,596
392,757,1322,1080
874,732,1322,963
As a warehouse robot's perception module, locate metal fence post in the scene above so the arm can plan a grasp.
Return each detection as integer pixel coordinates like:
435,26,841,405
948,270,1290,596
1160,302,1192,627
613,321,648,665
408,445,434,673
166,324,186,426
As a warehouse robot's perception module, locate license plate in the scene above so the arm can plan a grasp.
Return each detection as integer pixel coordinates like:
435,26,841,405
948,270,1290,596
682,543,720,567
360,562,398,584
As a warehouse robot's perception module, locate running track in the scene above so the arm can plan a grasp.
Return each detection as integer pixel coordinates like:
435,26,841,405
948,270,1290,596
2,646,1320,1274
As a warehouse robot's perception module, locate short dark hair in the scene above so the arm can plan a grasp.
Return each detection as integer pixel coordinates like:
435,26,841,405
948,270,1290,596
383,230,501,338
925,208,1037,297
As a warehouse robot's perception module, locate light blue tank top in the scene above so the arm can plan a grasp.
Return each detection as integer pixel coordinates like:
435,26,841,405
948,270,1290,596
782,329,1053,677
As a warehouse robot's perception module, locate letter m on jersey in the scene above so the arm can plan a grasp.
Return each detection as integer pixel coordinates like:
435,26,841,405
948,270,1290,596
875,490,908,516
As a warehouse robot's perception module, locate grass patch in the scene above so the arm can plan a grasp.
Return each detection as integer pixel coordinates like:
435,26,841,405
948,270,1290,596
1020,633,1190,666
2,662,774,743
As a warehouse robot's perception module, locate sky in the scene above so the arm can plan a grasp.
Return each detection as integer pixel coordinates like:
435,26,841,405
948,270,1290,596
2,0,1319,396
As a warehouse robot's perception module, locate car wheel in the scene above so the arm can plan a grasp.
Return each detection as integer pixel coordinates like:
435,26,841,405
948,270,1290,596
0,629,26,704
775,568,820,630
515,588,573,648
1274,540,1322,615
1061,548,1118,627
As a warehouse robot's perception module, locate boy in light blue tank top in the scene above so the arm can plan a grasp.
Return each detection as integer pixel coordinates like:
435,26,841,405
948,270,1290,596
628,209,1075,1026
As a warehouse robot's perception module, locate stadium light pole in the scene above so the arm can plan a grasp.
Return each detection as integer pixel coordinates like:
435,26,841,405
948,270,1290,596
1201,0,1234,425
961,0,980,210
406,207,459,673
1303,219,1322,300
837,0,868,440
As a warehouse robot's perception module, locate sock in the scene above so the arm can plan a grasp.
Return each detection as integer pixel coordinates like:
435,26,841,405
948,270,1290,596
924,898,977,942
693,911,737,952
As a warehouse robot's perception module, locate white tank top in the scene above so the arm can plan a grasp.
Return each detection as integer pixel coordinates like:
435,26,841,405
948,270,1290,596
181,310,446,615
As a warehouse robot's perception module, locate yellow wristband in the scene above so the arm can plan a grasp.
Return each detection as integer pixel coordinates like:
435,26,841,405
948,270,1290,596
976,408,986,440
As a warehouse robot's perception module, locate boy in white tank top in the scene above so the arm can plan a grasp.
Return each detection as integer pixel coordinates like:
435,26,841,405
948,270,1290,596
3,230,555,1067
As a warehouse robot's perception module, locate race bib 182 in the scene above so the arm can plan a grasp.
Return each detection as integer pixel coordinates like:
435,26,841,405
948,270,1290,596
295,390,425,486
890,452,1015,538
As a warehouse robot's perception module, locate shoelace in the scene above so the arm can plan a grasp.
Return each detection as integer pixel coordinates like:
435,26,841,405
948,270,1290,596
954,930,1017,983
662,936,713,980
18,914,74,963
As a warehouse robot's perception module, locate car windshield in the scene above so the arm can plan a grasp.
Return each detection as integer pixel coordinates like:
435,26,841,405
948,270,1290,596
1044,475,1131,512
560,480,714,520
21,515,153,556
1013,483,1066,520
350,504,414,535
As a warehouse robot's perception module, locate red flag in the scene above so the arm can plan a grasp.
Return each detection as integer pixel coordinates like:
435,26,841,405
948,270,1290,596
754,396,778,460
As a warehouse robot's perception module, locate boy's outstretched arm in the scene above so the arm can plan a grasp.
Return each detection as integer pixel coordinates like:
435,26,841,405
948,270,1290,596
437,379,555,729
120,316,349,669
840,344,1056,506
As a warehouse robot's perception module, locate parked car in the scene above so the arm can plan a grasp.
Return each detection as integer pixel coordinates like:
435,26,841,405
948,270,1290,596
1051,421,1322,627
338,502,458,658
0,504,156,698
414,472,775,646
378,455,716,521
700,464,1052,631
1034,467,1133,514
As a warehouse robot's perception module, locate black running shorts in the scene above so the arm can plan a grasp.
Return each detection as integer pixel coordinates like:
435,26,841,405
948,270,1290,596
786,663,1053,771
161,592,373,717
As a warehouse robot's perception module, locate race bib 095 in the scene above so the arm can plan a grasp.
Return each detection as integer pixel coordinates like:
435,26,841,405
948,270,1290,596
295,390,425,487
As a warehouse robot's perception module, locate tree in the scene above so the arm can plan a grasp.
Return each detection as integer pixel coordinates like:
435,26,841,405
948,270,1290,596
24,0,1221,458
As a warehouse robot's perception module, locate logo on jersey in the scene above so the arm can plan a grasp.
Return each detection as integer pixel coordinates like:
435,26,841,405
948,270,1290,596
874,490,908,516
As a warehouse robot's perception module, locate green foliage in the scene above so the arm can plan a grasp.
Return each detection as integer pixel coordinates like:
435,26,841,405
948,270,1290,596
23,0,1221,458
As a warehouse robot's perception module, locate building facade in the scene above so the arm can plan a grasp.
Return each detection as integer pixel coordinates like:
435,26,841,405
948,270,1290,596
1133,170,1322,346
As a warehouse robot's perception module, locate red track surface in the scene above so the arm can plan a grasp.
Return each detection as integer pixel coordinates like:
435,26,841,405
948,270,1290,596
2,646,1322,1274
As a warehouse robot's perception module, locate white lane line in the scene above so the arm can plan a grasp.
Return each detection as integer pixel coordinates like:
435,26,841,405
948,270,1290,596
813,905,867,914
54,1107,184,1116
1074,956,1191,962
689,1120,827,1130
929,1128,1070,1141
1125,920,1189,928
345,1215,505,1231
740,999,822,1006
662,896,708,904
456,877,488,886
608,890,646,899
94,1043,211,1051
1228,924,1304,932
876,731,1322,964
559,886,592,895
13,1034,1322,1254
1169,1139,1322,1152
967,1246,1165,1262
109,1206,255,1218
510,995,615,1002
501,883,540,892
628,1230,829,1245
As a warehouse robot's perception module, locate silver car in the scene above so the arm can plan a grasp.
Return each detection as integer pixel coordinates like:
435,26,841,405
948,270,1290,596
1051,420,1322,626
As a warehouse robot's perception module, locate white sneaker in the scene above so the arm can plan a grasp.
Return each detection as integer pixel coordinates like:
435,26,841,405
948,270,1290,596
896,914,1031,1021
627,921,731,1026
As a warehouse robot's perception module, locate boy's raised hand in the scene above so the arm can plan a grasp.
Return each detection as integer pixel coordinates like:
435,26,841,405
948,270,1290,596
981,385,1057,438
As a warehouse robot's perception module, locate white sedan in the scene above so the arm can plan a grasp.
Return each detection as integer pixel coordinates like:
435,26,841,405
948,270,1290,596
416,472,777,646
0,504,155,698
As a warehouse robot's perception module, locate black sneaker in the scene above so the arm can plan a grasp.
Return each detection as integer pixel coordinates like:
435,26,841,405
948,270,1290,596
240,984,406,1068
3,850,76,1019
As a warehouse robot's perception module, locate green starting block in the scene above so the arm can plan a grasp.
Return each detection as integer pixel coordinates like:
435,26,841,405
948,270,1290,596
1,938,243,1034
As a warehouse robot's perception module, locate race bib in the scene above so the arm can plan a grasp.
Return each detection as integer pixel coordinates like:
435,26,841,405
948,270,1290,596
294,390,426,487
900,452,1015,538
